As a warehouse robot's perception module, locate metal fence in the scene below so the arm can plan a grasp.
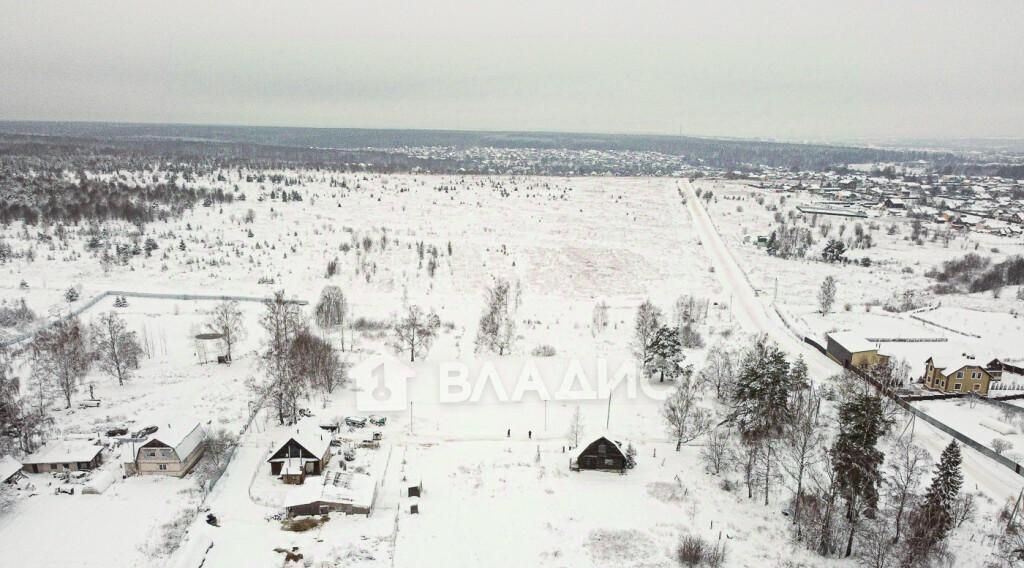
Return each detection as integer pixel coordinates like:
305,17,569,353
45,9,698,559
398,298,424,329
803,335,1024,477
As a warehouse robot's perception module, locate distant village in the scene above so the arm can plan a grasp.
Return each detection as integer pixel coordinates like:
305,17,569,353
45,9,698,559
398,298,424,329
748,167,1024,236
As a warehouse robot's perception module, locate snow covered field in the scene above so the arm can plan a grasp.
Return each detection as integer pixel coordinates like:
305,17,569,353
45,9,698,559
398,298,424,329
1,172,1022,567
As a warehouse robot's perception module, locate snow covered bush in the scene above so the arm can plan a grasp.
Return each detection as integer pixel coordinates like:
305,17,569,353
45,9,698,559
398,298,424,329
676,534,706,566
530,344,556,357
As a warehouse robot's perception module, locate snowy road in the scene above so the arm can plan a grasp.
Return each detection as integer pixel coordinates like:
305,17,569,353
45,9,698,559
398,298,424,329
677,180,836,378
677,180,1024,503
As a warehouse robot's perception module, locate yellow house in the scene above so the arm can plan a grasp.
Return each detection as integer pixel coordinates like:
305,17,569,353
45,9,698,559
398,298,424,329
923,356,1001,396
825,332,890,369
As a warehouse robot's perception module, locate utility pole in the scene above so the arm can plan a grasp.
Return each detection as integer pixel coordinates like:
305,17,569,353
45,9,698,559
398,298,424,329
409,401,414,435
543,400,548,431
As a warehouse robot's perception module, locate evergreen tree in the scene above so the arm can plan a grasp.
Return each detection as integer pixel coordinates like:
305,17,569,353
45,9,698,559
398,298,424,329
904,442,963,561
822,239,847,263
729,336,791,442
831,392,891,557
729,336,792,505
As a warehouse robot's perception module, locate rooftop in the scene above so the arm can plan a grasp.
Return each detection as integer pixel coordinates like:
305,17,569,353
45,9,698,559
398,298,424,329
22,440,103,465
138,421,206,461
0,455,22,481
827,331,879,354
283,469,375,510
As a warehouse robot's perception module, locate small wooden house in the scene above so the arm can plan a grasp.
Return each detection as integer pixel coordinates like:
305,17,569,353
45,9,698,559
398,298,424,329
571,436,628,472
269,429,332,478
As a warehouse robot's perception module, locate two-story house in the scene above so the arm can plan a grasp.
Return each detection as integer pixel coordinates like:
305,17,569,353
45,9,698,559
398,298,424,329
132,422,207,477
923,355,1001,396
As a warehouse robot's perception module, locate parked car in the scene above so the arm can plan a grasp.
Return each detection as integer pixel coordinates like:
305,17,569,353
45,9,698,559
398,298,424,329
343,449,356,461
105,427,129,437
133,425,158,438
344,416,367,428
368,415,386,427
298,408,314,418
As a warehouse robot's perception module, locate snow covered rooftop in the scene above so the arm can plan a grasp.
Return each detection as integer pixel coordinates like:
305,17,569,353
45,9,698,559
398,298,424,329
929,355,989,374
22,440,103,465
283,469,375,510
826,331,878,353
0,455,22,481
137,421,206,461
276,424,332,461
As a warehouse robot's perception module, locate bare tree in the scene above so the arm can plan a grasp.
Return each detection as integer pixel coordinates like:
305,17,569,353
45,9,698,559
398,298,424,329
700,344,735,400
90,311,143,386
633,299,662,375
591,300,609,335
314,285,348,350
886,437,929,543
819,275,837,315
259,291,305,424
289,328,346,399
0,346,18,433
193,428,237,495
392,305,441,363
701,427,734,475
476,278,516,355
662,377,711,451
738,440,762,501
854,518,898,568
992,438,1013,456
30,317,90,408
780,386,825,537
567,405,584,448
207,300,245,361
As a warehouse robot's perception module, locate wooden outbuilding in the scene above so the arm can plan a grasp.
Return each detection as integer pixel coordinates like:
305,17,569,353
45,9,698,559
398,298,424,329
825,332,889,369
284,469,376,517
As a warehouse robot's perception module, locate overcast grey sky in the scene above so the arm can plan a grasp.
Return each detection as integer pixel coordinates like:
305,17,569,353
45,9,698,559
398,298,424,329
1,0,1022,141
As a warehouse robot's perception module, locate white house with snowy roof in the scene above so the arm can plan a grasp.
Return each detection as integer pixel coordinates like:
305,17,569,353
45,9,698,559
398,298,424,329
131,422,207,477
21,440,104,473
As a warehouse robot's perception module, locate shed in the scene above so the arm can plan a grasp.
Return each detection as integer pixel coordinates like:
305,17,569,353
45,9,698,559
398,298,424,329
571,436,628,472
21,441,104,474
284,469,376,516
825,332,889,369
